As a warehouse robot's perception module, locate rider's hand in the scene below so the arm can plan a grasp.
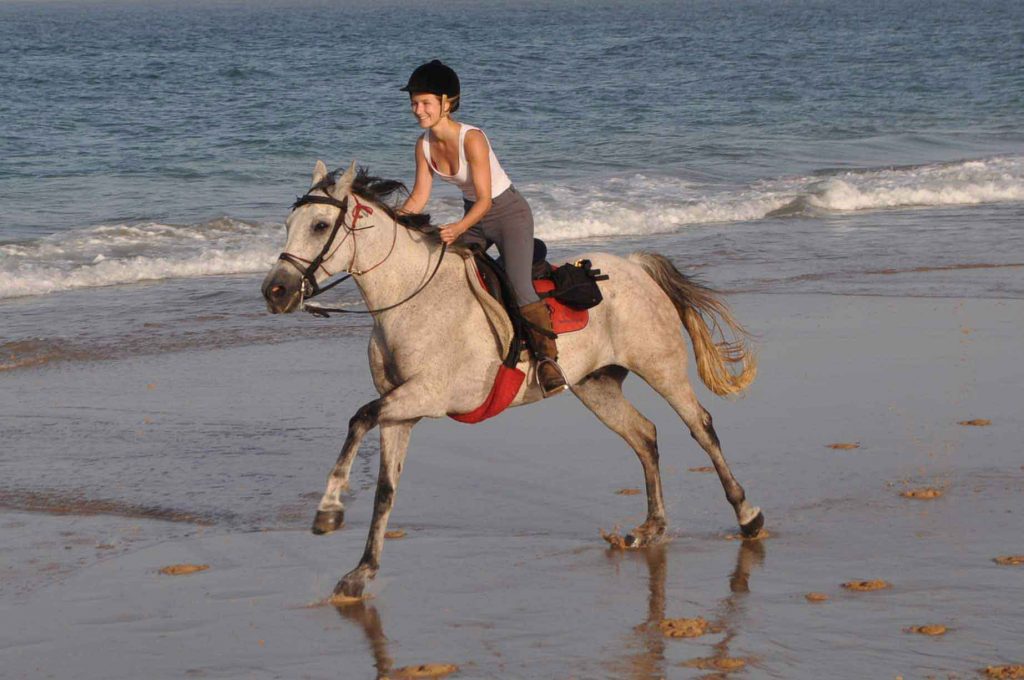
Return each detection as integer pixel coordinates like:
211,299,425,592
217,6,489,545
439,223,466,245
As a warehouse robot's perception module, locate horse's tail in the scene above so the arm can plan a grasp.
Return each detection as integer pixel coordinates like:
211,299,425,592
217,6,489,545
630,252,757,397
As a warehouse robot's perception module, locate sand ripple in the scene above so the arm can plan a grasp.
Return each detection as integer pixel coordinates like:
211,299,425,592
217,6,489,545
900,487,944,500
659,617,710,638
158,564,208,576
905,625,947,636
681,657,747,671
391,663,459,678
842,579,890,592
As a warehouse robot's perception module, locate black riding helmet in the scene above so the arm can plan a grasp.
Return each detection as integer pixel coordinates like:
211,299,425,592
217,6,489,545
400,60,460,113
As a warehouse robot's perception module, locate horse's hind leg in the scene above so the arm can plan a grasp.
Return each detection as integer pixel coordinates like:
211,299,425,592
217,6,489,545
573,365,667,548
312,399,381,535
640,366,763,537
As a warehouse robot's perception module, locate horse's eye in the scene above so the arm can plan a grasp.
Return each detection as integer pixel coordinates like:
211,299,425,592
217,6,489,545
313,221,329,232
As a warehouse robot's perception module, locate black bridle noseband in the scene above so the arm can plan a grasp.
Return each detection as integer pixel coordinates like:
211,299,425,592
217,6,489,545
276,176,447,316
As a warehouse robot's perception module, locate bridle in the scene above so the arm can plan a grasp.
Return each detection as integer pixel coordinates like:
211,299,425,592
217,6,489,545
275,175,447,316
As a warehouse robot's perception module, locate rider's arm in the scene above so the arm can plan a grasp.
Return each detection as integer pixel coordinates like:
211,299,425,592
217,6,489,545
400,136,433,215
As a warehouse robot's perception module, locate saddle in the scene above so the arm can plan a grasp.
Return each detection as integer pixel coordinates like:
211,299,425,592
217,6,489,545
450,240,608,425
472,240,605,336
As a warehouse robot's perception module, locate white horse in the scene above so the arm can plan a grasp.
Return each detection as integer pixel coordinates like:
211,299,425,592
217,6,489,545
261,161,763,600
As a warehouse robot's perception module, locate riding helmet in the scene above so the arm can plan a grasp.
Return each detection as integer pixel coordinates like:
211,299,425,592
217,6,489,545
401,60,460,112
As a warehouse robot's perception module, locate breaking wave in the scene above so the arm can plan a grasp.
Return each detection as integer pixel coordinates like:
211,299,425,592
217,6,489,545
529,155,1024,239
1,156,1021,299
0,217,282,299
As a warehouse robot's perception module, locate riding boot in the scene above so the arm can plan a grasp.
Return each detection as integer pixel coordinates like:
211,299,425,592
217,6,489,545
519,300,568,397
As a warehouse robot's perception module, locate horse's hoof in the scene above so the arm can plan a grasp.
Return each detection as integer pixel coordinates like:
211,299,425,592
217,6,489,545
312,509,345,535
740,509,765,538
624,525,665,549
334,574,365,600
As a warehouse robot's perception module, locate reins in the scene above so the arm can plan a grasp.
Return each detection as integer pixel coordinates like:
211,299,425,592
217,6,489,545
276,176,446,317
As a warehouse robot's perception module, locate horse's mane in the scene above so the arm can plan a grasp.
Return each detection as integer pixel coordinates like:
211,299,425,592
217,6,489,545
304,166,471,255
350,167,473,256
350,168,434,233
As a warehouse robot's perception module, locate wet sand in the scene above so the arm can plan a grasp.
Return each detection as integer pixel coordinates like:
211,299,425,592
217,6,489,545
2,293,1023,678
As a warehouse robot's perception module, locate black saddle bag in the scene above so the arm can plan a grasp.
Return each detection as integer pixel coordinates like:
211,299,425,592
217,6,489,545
541,259,609,310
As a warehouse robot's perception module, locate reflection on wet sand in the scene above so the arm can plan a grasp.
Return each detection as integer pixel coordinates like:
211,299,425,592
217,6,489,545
335,601,392,679
609,539,765,679
333,600,460,680
614,544,669,679
332,540,765,679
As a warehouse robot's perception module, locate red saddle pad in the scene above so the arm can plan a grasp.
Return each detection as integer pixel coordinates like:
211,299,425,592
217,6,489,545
533,278,589,334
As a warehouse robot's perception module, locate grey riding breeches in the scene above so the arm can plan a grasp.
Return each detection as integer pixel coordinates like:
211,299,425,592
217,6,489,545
460,185,540,306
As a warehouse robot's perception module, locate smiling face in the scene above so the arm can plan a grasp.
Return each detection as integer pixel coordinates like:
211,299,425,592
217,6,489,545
409,92,448,129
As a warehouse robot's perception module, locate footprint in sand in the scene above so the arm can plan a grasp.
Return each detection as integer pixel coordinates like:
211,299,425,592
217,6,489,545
993,555,1024,566
900,488,944,500
681,657,747,671
842,579,890,592
905,625,947,636
158,564,208,576
659,617,710,638
826,442,860,450
391,663,459,679
958,418,992,427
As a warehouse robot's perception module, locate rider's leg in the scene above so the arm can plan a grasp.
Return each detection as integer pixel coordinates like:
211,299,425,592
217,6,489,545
482,188,568,395
519,300,567,396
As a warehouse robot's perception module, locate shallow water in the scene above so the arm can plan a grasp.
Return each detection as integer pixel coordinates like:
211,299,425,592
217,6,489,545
2,294,1022,678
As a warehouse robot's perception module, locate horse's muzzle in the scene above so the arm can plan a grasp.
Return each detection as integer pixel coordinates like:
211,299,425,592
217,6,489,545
261,266,303,314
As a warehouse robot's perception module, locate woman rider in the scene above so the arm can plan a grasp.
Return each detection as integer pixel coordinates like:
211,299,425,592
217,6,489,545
398,60,567,397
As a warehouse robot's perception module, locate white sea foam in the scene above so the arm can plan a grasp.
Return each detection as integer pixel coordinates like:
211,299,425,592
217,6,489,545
2,157,1022,299
805,163,1024,212
0,218,282,299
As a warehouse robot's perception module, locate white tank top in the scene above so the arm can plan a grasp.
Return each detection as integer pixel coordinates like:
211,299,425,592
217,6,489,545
421,123,512,201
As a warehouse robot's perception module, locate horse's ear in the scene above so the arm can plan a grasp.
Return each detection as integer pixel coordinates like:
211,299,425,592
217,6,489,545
312,160,329,186
330,160,357,198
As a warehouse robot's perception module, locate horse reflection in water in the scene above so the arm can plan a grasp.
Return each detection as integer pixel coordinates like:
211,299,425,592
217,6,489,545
332,539,765,680
607,539,765,679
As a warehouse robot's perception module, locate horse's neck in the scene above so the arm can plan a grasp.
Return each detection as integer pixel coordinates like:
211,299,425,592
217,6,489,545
349,210,462,316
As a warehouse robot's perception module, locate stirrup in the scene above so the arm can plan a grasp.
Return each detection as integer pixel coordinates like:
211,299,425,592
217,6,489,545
536,357,569,397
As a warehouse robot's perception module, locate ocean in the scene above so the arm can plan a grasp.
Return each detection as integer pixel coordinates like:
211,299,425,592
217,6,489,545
3,0,1023,312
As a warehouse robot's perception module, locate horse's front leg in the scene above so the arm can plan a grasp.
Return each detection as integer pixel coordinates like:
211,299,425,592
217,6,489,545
312,400,382,535
334,418,416,600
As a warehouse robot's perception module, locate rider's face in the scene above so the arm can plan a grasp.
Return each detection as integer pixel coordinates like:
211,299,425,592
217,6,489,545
409,93,447,128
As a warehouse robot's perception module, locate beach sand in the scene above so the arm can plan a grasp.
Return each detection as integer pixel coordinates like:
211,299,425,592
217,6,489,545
2,293,1022,678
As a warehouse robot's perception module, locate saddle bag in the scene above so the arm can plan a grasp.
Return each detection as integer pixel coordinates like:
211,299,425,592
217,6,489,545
542,259,609,310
